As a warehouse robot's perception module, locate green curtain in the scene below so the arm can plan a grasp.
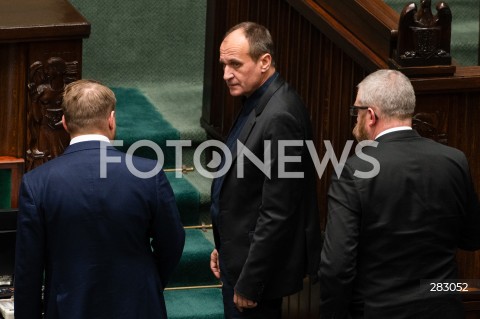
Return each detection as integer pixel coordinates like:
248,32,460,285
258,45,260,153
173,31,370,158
0,170,12,209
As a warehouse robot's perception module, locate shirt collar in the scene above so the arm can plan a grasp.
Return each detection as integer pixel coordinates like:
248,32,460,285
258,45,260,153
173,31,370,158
243,72,279,113
70,134,111,145
375,126,412,140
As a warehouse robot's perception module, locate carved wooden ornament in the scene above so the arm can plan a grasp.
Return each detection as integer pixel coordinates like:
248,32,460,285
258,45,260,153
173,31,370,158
395,0,452,67
26,57,78,170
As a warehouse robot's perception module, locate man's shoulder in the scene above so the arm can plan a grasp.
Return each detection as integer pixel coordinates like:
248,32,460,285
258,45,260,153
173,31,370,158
23,153,69,178
24,147,161,177
264,81,306,114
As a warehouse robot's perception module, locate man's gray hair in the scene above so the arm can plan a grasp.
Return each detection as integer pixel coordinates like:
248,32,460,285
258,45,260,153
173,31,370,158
357,69,415,120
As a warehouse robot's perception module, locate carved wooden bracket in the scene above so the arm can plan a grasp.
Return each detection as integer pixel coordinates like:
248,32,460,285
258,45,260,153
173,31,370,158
26,57,79,170
412,112,448,144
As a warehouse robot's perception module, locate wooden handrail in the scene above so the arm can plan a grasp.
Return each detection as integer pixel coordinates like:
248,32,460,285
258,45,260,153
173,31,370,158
287,0,398,71
288,0,480,88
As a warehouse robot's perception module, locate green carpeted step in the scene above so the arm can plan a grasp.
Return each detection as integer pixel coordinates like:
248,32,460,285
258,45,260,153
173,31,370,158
140,83,207,146
164,288,224,319
170,147,213,226
168,229,218,288
67,2,219,318
111,87,212,226
166,172,202,227
107,85,204,226
113,87,180,168
182,169,213,227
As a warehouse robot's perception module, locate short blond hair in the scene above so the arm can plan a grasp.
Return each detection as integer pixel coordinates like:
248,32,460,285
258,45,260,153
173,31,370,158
62,79,116,134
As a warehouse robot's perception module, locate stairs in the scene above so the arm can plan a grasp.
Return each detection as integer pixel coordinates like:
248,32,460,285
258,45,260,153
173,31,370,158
107,70,222,318
68,0,224,318
111,86,223,317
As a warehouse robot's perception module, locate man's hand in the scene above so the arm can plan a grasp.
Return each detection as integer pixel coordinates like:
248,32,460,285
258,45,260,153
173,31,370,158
210,249,221,279
234,291,258,312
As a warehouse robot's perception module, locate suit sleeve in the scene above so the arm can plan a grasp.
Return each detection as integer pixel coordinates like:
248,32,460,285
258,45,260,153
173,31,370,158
234,109,308,300
457,156,480,250
14,175,45,319
150,170,185,288
319,164,361,318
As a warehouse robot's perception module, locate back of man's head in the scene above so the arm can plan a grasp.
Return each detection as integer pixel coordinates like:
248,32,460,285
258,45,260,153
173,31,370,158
62,79,116,136
357,69,415,121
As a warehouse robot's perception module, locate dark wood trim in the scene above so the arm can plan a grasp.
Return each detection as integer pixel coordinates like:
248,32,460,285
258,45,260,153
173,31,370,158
411,66,480,93
0,0,90,42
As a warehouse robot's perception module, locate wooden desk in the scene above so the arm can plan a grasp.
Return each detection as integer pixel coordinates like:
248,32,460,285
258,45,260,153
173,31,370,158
0,0,90,171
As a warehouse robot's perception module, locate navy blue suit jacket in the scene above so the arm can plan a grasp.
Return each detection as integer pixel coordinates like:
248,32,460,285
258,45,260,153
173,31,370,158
14,141,185,319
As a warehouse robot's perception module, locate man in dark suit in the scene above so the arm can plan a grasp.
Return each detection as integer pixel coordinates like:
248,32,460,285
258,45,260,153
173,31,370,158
209,22,322,318
319,69,480,318
14,79,185,319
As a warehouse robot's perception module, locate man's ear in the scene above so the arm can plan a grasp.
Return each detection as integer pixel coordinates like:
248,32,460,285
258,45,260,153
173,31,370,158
259,53,272,73
61,115,69,133
367,108,377,127
108,111,116,130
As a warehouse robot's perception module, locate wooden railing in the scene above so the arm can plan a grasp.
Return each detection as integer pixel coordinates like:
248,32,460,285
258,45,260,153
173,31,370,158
287,0,398,69
201,0,480,317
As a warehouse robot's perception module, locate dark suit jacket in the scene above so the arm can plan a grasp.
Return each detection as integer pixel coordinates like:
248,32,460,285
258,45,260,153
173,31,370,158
213,76,322,301
320,130,480,318
14,141,185,319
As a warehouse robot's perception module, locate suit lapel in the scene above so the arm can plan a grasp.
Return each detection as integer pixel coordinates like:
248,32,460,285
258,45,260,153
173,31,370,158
254,75,284,118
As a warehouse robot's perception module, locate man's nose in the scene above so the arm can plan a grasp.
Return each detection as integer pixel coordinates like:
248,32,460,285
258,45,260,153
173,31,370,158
223,66,234,81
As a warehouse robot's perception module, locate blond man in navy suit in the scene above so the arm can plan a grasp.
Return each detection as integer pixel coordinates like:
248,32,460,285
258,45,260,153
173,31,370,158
15,80,185,319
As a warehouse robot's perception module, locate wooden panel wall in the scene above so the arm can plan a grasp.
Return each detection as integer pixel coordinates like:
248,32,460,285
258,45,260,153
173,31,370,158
411,71,480,198
411,76,480,290
0,44,27,158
